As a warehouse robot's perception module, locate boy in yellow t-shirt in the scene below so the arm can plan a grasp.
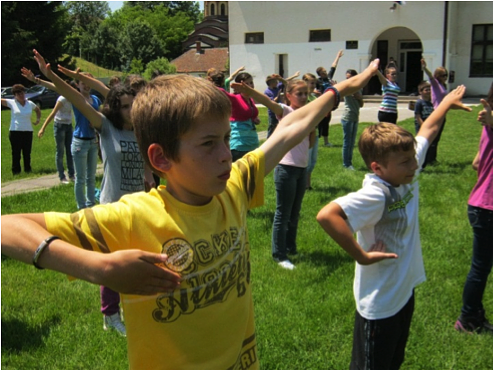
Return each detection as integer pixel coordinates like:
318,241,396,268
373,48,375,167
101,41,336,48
1,49,379,369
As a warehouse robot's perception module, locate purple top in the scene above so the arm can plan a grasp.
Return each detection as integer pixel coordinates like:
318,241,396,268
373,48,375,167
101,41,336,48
468,125,493,210
429,77,447,109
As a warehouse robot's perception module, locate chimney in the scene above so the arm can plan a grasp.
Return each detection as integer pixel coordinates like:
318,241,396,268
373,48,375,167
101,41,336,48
196,41,202,54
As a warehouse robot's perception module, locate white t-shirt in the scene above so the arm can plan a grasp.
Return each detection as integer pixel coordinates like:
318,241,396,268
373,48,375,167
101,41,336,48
54,96,73,124
333,136,428,320
6,99,37,131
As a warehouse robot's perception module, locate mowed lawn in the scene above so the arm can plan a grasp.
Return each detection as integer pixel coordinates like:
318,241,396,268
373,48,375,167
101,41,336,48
1,104,492,369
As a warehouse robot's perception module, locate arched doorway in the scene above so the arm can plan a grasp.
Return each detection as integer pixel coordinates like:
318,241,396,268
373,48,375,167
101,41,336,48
367,27,423,95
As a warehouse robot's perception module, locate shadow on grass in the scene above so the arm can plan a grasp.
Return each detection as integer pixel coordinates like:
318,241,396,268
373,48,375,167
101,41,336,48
1,316,61,352
293,250,353,276
420,161,473,175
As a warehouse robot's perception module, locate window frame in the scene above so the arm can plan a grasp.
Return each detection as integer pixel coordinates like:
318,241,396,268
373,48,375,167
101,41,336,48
309,29,331,43
245,32,264,44
469,24,493,77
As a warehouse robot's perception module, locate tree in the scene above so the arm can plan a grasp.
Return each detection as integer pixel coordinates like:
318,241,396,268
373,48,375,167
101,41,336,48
118,21,166,71
143,57,176,80
1,2,72,86
64,1,110,61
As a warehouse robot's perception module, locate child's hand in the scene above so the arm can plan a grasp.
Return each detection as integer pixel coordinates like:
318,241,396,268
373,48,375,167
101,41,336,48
477,99,493,127
361,240,398,265
443,85,472,112
21,67,36,83
231,82,252,96
100,250,182,295
420,58,426,70
57,65,81,79
33,49,53,79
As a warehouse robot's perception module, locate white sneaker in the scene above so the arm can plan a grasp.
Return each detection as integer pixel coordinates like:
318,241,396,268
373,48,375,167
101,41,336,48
103,313,127,337
278,260,296,270
324,143,333,147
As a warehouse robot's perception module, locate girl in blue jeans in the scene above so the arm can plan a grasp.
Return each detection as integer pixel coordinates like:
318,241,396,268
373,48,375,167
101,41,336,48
341,69,364,169
231,79,317,270
455,89,493,334
33,49,154,336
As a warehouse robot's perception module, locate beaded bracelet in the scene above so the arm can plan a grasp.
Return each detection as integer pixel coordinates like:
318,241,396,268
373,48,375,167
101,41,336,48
324,86,341,111
33,236,60,269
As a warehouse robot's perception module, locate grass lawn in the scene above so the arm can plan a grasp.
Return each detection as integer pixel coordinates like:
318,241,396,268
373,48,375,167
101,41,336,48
1,105,492,369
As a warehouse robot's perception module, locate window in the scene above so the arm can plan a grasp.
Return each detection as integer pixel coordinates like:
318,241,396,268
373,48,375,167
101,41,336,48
210,3,215,16
220,4,226,16
309,29,331,42
470,24,493,77
245,32,264,44
346,40,358,50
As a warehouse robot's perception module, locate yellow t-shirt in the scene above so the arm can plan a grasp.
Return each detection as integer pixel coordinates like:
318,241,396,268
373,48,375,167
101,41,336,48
45,149,265,370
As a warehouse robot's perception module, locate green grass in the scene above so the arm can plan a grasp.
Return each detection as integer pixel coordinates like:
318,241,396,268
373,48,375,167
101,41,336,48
2,106,492,369
70,55,124,79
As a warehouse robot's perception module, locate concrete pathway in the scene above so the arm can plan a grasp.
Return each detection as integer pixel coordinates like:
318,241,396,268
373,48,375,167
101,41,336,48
1,164,103,198
1,100,480,198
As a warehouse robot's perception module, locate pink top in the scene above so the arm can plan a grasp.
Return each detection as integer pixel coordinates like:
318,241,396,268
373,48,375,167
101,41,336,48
277,104,310,168
429,77,447,109
468,125,493,210
219,88,258,122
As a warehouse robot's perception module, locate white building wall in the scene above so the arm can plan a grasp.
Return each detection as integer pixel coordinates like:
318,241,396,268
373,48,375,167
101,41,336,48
229,1,492,96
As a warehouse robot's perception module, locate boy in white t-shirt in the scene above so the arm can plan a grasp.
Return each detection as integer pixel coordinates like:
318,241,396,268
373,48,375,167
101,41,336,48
317,86,471,370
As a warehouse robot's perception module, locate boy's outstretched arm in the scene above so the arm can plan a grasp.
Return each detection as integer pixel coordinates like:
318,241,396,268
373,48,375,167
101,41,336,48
316,203,398,265
1,214,181,295
417,85,471,143
259,59,380,175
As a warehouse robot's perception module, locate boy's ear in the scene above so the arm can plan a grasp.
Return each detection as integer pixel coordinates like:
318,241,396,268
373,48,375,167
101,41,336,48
148,143,172,173
370,161,384,176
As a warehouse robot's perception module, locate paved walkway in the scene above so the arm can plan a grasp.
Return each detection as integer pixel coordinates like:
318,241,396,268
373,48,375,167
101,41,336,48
1,100,480,198
1,164,103,198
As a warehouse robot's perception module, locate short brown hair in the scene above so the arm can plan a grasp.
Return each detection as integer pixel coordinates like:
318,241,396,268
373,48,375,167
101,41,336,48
12,84,25,95
358,123,416,169
418,80,431,92
302,73,316,82
124,74,147,93
132,74,231,173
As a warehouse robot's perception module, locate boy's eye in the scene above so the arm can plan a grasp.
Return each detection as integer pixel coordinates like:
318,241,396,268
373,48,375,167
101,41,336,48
202,141,214,147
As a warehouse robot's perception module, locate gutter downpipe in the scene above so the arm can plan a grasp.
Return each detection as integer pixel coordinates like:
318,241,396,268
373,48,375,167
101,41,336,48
442,1,449,67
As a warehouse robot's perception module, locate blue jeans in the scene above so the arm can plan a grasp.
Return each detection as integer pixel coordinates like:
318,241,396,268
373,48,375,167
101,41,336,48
460,205,493,319
267,115,279,138
307,138,319,174
54,122,74,180
272,164,307,261
71,137,98,209
342,119,359,167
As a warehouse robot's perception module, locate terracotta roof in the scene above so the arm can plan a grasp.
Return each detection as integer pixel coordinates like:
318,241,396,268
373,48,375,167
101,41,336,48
171,48,229,74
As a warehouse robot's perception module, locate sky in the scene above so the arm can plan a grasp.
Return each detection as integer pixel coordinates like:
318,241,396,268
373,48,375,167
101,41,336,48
107,1,204,13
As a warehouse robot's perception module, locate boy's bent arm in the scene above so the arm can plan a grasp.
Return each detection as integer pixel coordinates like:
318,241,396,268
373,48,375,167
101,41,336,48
1,214,181,295
260,59,380,175
316,203,398,265
417,85,471,143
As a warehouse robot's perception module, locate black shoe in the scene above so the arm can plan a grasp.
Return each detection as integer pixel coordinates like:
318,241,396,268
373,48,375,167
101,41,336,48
455,313,493,334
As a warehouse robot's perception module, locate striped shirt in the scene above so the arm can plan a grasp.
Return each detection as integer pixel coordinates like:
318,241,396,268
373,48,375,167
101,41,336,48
379,80,401,114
